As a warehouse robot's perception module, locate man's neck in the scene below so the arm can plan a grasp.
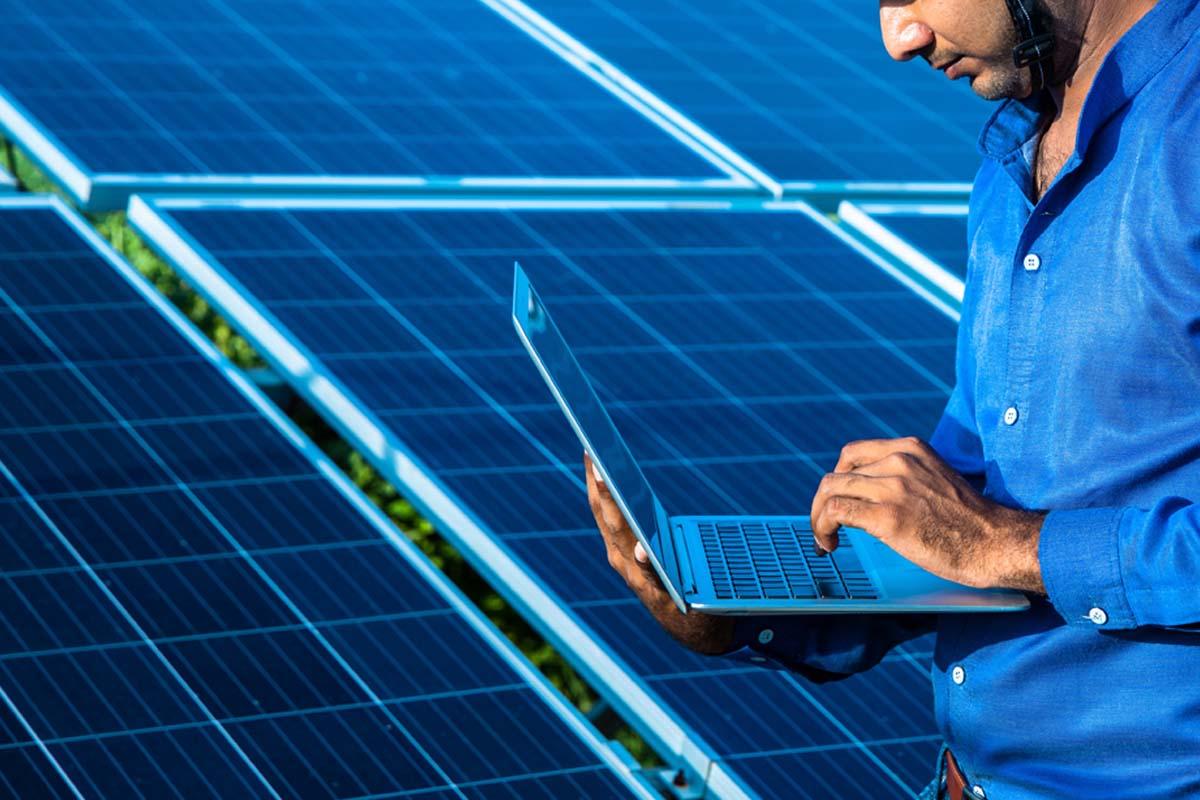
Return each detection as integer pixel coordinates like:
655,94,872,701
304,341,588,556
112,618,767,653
1045,0,1159,122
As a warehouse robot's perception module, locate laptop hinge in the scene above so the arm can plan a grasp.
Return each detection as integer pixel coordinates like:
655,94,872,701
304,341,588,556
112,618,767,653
672,520,697,595
653,498,690,595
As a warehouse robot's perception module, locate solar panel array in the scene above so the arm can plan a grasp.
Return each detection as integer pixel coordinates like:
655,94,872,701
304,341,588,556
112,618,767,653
0,0,984,794
0,198,655,800
0,0,990,209
0,0,741,209
510,0,989,191
131,196,957,799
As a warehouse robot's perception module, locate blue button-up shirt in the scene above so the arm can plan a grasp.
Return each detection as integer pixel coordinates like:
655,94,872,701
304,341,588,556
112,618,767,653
728,1,1200,796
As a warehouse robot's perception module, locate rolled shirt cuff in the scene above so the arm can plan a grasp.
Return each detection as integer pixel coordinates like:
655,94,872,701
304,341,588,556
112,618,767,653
1038,506,1136,629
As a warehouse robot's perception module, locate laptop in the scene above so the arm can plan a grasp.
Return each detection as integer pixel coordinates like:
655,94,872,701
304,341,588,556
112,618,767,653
512,263,1029,615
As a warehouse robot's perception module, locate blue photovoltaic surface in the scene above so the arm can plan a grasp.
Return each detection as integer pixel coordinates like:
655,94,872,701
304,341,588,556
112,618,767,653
517,0,991,189
134,197,957,799
860,206,969,280
0,198,651,800
0,0,737,209
836,202,966,313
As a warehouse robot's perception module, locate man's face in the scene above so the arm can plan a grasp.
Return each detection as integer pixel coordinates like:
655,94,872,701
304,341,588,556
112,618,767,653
880,0,1030,100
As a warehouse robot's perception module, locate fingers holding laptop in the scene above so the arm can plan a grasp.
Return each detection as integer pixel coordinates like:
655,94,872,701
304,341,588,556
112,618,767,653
584,452,735,654
810,437,1047,592
585,452,662,591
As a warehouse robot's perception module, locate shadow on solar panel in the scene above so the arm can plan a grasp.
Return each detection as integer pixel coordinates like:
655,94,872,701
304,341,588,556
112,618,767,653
0,196,656,799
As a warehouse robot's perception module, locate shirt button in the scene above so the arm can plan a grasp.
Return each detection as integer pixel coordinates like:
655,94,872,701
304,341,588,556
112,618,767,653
757,629,774,645
1023,253,1041,271
750,656,766,663
1003,406,1019,426
951,665,966,685
1088,607,1108,625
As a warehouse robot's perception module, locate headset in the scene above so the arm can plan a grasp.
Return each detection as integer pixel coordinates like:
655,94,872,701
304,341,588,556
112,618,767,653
1004,0,1057,91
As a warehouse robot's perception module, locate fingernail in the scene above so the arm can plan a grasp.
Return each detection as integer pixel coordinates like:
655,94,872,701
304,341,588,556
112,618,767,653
592,462,604,484
634,542,648,563
813,542,829,557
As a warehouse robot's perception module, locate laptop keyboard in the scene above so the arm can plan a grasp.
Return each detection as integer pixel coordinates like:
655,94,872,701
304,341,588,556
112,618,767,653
698,520,879,601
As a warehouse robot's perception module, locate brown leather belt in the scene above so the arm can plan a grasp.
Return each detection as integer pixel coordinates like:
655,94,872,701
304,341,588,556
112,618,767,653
942,749,971,800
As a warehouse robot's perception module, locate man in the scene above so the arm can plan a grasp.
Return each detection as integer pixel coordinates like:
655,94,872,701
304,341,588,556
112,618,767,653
587,0,1200,796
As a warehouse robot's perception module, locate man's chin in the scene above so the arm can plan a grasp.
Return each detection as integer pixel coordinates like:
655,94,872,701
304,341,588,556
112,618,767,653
967,68,1031,101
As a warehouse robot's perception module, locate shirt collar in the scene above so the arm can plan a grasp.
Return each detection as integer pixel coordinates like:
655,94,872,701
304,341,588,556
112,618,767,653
978,0,1200,162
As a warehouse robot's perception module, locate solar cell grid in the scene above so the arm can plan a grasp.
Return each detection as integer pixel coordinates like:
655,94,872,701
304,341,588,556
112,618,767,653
868,215,969,279
133,196,953,799
838,201,968,313
0,0,741,209
0,198,651,799
509,0,990,191
846,202,970,280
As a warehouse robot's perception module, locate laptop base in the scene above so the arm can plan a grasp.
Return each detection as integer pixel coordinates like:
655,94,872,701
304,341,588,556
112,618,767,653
675,516,1030,615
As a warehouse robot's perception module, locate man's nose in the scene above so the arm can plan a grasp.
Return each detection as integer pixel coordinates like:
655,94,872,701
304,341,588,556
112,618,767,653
879,3,934,62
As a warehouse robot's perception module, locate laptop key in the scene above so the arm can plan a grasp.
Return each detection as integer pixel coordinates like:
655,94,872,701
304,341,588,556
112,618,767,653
787,583,819,600
831,546,864,574
816,578,848,599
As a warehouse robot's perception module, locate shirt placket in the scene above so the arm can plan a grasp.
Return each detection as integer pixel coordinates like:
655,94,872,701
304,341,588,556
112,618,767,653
997,150,1054,468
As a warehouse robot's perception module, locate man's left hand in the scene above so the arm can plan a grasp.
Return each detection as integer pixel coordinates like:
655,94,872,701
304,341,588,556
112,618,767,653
810,437,1046,594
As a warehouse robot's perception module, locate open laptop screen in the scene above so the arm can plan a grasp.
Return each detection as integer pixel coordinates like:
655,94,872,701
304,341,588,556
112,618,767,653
511,264,669,571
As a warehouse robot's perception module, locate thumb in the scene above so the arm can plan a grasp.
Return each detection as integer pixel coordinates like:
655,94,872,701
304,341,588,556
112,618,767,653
634,542,649,564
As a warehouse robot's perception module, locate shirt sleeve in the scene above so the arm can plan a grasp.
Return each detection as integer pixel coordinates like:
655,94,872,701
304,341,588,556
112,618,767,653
928,259,986,490
1039,498,1200,631
718,614,936,682
930,383,985,492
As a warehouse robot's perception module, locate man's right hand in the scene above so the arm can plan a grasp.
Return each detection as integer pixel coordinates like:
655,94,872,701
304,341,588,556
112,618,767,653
585,452,736,655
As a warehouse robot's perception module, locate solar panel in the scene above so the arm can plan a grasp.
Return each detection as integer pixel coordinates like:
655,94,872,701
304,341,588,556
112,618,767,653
505,0,990,195
132,195,956,799
838,200,967,309
0,0,748,211
0,196,658,799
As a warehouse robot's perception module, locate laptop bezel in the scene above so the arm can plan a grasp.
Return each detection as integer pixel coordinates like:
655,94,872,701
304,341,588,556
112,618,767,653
512,263,690,613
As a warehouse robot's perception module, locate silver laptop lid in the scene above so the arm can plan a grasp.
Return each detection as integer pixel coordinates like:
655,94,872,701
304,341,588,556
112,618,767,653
511,264,685,610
